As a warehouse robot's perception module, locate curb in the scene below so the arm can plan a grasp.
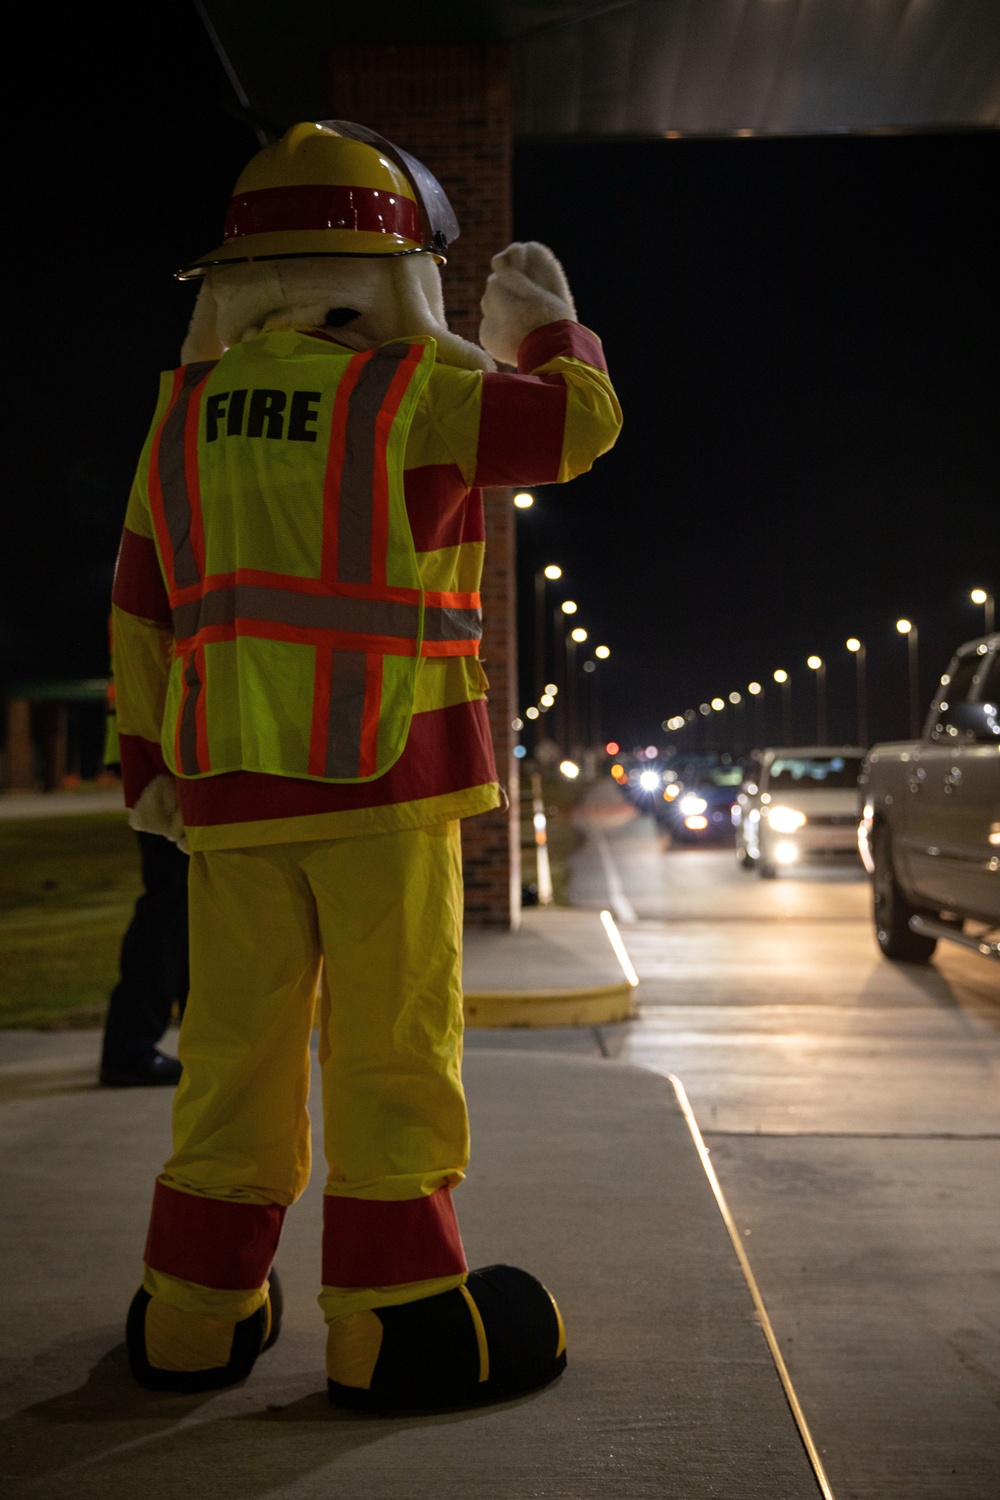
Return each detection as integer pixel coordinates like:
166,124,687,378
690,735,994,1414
464,910,640,1029
464,980,637,1029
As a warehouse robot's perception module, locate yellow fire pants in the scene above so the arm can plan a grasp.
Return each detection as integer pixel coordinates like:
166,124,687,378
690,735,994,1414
142,821,470,1324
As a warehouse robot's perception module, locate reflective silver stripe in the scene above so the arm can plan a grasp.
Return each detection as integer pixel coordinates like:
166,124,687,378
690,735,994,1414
173,586,481,646
157,363,215,590
325,652,367,778
422,606,483,643
172,585,420,642
338,345,410,585
178,653,203,775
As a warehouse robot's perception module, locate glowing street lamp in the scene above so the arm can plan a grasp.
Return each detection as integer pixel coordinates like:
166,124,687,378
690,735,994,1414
970,587,995,633
571,627,588,643
513,491,534,509
711,697,725,711
560,600,578,615
595,645,610,659
896,619,920,737
846,639,868,745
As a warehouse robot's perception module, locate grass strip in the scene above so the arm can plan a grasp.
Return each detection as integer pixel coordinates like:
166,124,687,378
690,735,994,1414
0,813,140,1029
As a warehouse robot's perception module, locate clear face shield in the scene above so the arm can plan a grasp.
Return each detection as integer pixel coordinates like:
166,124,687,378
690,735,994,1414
318,119,460,259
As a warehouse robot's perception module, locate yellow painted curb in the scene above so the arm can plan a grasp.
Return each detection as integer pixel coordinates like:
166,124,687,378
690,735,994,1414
464,980,637,1029
463,911,640,1029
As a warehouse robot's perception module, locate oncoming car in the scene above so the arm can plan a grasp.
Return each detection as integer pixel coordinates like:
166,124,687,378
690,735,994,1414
654,757,744,844
733,746,866,877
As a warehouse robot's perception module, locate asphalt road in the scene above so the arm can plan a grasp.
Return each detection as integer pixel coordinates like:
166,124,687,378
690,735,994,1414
565,795,1000,1500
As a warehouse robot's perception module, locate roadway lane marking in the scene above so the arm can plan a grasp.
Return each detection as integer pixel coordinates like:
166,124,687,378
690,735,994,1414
588,826,638,924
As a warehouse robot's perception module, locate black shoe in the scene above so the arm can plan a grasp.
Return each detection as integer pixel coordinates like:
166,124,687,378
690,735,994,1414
327,1264,566,1414
126,1270,283,1393
99,1050,182,1087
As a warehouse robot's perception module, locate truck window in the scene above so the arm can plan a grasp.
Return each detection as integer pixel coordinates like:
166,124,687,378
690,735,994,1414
931,653,984,739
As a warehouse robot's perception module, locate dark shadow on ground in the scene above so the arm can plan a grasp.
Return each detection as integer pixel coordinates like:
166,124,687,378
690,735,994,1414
1,1331,548,1499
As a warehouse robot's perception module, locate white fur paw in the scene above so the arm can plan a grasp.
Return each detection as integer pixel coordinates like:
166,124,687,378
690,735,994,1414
479,241,577,366
129,775,190,853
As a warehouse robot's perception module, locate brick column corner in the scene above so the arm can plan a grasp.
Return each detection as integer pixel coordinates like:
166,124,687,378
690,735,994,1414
330,44,520,928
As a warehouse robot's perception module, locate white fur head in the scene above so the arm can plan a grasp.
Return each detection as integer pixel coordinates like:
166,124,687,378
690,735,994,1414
181,254,495,372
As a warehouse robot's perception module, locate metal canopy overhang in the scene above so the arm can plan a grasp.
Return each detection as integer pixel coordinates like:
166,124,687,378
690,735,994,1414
203,0,1000,138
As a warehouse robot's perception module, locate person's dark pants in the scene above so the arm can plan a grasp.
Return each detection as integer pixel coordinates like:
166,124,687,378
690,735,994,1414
101,833,189,1070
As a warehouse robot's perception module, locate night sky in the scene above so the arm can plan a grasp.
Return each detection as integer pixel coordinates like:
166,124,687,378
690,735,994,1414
6,7,996,764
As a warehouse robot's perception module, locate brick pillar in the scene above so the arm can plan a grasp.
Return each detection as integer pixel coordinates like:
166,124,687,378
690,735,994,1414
329,44,520,928
4,698,34,790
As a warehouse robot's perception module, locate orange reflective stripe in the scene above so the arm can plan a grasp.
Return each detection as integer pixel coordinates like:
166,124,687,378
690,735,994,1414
424,591,481,610
419,638,480,658
152,363,215,591
370,344,428,588
148,369,186,593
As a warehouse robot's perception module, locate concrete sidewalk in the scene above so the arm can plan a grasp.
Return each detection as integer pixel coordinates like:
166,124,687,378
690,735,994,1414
0,1031,823,1499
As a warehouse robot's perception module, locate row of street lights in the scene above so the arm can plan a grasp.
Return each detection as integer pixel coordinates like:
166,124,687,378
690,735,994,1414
661,590,994,748
520,551,612,756
516,493,614,757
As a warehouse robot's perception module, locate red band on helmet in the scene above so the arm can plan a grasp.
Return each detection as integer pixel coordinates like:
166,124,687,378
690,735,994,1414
224,185,422,244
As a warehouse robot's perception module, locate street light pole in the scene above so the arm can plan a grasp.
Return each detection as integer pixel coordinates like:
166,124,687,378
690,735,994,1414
971,588,995,634
773,670,791,742
846,639,868,745
535,565,562,702
567,627,588,756
896,619,920,738
747,682,763,749
806,657,827,743
554,599,578,753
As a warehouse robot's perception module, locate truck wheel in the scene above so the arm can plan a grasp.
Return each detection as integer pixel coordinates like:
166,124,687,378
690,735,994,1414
872,830,936,962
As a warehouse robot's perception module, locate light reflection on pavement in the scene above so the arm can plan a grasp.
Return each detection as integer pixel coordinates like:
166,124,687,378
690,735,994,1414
566,791,1000,1498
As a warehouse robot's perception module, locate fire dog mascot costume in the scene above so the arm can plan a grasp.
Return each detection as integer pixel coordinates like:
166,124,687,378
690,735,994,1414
114,121,621,1411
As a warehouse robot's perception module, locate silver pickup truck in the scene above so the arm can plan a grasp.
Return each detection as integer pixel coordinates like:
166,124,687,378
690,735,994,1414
858,633,999,963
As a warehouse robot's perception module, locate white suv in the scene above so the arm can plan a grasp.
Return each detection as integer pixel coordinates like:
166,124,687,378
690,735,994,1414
733,746,866,878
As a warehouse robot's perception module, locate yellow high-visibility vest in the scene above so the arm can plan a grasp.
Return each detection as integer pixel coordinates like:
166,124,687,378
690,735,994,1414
145,331,482,782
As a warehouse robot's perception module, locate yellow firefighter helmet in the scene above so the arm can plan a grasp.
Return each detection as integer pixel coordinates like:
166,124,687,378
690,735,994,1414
178,120,459,279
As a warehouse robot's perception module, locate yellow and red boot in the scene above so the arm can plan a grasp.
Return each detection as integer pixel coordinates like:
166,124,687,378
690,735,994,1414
326,1265,566,1413
126,1270,283,1393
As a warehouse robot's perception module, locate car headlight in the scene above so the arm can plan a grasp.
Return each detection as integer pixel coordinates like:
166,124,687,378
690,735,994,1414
767,806,807,833
679,794,707,816
638,770,661,792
